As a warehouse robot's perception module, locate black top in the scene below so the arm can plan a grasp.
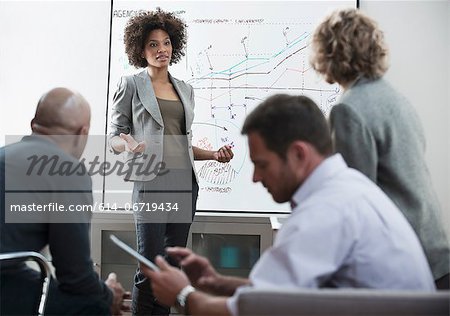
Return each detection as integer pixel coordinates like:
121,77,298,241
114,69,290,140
0,135,112,303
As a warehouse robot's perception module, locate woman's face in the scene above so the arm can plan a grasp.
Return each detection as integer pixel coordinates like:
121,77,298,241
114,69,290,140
143,29,172,68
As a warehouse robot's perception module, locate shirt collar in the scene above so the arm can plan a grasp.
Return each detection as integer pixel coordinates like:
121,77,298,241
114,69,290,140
22,134,58,148
289,154,348,212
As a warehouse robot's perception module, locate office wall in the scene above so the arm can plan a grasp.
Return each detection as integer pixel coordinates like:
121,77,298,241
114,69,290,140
0,0,448,233
0,0,110,136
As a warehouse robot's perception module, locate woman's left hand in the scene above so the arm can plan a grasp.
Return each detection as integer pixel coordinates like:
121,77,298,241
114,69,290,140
213,145,234,163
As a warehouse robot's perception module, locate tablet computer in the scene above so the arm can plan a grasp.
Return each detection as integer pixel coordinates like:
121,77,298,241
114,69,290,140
109,234,160,272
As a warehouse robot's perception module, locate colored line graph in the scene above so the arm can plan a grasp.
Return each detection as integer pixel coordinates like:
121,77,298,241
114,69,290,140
183,17,340,192
188,32,310,83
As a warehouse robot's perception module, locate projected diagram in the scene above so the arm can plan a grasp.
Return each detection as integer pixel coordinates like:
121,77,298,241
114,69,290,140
184,17,340,192
109,1,352,211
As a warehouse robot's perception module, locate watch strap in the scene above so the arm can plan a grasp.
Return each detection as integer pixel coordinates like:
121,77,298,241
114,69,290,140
176,285,196,314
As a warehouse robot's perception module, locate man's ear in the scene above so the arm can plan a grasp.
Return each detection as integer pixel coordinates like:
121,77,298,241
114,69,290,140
79,125,89,136
289,141,308,162
74,125,89,136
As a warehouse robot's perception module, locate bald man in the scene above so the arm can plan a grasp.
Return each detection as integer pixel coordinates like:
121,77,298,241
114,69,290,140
30,87,91,159
0,88,129,315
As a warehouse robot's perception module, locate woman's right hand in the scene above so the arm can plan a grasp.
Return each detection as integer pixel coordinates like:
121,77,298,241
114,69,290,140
119,133,146,153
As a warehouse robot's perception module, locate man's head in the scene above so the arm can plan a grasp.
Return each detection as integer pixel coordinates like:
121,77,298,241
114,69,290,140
241,94,332,203
31,87,91,159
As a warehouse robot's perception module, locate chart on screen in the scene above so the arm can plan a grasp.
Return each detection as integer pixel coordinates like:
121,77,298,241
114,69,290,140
107,0,356,212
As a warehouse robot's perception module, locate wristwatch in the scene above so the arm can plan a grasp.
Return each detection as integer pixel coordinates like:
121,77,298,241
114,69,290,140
176,285,196,314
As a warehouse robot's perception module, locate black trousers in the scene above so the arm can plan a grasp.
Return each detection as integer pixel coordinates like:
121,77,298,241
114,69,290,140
1,268,110,315
131,169,199,315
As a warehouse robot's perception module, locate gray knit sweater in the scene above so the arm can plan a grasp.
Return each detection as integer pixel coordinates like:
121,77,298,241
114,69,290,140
330,77,449,280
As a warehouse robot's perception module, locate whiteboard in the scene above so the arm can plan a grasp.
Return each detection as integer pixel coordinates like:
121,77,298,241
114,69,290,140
106,0,357,213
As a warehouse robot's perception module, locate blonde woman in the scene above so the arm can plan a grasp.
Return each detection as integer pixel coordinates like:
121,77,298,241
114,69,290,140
311,8,449,289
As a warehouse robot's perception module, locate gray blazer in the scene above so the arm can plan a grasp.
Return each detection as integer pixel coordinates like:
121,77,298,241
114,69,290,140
109,69,197,181
330,77,450,279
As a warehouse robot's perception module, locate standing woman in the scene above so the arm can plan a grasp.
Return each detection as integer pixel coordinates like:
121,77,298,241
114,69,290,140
310,8,449,289
109,9,234,315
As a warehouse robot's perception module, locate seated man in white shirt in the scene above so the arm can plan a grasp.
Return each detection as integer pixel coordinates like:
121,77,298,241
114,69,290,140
140,94,435,316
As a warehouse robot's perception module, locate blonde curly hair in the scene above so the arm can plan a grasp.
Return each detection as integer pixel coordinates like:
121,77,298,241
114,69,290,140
310,8,389,86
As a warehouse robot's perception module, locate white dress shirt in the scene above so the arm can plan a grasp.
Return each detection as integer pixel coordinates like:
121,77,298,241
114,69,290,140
227,154,434,315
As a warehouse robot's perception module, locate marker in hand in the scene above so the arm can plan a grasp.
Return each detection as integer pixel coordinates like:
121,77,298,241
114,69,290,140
215,144,234,163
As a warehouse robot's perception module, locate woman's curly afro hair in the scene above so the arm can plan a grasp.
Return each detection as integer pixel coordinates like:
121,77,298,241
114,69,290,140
124,8,187,68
